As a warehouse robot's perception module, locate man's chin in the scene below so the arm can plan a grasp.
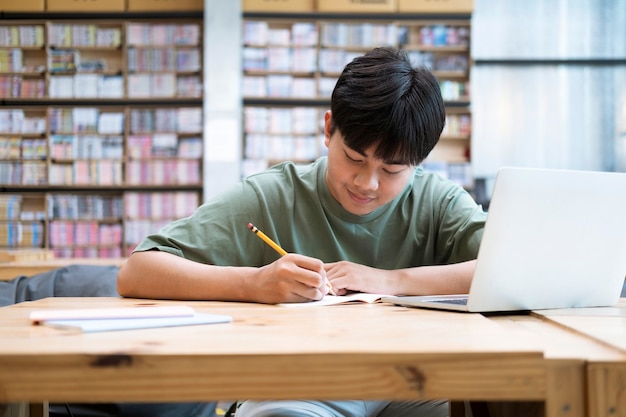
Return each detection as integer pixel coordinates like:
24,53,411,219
341,201,376,216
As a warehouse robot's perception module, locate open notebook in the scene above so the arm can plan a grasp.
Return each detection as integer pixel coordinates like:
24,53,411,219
383,167,626,313
279,293,388,308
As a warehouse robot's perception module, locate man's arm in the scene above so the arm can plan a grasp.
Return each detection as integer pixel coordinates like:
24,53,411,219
117,250,331,304
324,260,476,296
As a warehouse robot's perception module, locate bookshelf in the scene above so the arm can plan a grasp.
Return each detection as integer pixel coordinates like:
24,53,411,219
0,14,204,258
241,13,473,188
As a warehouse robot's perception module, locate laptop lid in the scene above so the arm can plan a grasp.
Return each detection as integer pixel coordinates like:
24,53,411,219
385,167,626,313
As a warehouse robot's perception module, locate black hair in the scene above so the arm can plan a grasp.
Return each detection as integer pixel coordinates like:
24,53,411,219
330,47,446,166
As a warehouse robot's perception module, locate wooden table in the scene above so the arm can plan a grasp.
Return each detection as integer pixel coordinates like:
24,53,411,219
532,300,626,417
0,297,598,417
0,258,126,281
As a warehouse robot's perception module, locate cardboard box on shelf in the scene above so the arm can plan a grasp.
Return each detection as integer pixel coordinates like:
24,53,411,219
46,0,125,12
243,0,314,12
127,0,203,11
317,0,396,13
1,0,45,11
398,0,473,13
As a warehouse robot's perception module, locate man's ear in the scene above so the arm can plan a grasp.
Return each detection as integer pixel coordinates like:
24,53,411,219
323,110,332,147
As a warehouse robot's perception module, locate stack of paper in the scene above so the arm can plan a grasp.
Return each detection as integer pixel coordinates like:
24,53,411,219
30,305,232,333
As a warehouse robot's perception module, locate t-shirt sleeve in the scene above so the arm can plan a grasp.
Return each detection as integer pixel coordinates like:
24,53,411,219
133,180,269,267
435,184,487,264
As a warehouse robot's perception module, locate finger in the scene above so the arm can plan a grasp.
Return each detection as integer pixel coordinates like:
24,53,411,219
288,280,326,302
325,278,337,296
284,254,328,288
323,262,338,272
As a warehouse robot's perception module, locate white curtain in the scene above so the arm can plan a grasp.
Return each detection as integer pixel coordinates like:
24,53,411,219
470,0,626,180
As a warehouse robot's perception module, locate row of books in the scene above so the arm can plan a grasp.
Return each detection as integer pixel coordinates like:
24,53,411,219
127,135,202,159
49,108,125,134
245,74,338,99
0,195,22,220
124,191,199,220
4,74,126,100
320,23,396,48
1,23,201,49
47,194,124,220
1,191,202,252
400,25,470,48
127,47,201,73
243,47,318,73
49,74,124,98
0,110,46,134
442,114,472,138
126,159,201,185
0,221,44,248
126,23,201,47
243,47,362,74
440,80,470,101
48,161,123,185
422,161,474,189
0,48,24,72
4,48,199,74
129,107,202,134
0,161,46,185
244,106,471,137
48,49,80,73
127,74,201,98
0,137,47,159
53,247,123,258
124,219,170,246
407,51,469,73
1,161,206,186
243,21,470,50
47,192,200,221
0,25,45,47
245,134,322,161
49,221,123,246
243,22,318,47
0,76,45,98
244,75,315,99
244,107,320,135
0,108,201,135
48,24,122,48
49,135,124,160
244,48,468,78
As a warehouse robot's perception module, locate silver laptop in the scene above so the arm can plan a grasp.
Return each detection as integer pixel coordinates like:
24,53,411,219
383,167,626,313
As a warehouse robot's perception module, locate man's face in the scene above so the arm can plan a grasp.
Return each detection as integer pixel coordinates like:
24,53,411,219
323,111,415,216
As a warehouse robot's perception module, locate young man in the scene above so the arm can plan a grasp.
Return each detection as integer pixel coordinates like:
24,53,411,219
117,47,487,417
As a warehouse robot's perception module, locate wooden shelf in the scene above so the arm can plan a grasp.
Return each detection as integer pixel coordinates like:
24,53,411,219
241,14,473,188
0,15,205,259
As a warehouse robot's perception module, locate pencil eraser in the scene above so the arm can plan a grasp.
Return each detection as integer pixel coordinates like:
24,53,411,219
247,223,253,229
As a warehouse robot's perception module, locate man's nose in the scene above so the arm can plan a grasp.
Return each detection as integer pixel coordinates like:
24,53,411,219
354,169,379,191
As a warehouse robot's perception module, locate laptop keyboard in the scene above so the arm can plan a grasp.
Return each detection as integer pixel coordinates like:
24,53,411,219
431,298,468,305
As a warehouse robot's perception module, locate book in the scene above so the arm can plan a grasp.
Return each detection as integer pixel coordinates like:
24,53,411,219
30,305,195,324
30,305,232,333
279,293,390,308
39,313,232,333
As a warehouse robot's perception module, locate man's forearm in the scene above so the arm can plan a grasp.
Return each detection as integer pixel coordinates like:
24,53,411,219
117,250,256,301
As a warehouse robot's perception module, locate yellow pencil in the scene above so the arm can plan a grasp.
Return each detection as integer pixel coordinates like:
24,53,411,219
247,222,336,295
247,222,287,256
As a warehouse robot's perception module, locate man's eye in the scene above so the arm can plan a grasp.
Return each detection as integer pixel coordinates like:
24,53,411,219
384,169,402,175
384,166,407,175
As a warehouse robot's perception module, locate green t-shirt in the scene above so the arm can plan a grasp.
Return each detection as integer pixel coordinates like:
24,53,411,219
135,158,487,269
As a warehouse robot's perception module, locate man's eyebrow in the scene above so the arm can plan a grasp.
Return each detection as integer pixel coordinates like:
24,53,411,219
347,147,408,165
385,159,408,165
348,148,368,157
